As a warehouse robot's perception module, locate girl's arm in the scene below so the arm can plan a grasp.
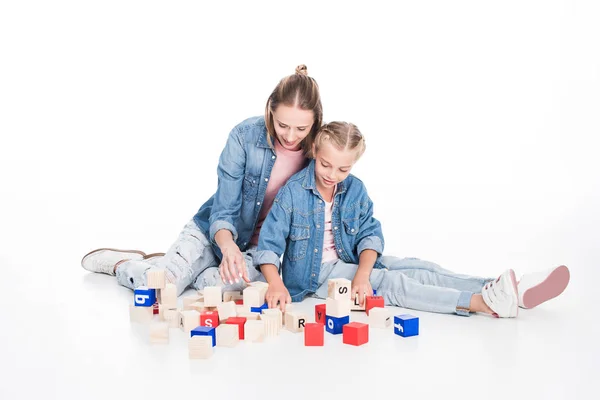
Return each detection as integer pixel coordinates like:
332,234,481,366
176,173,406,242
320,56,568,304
352,249,378,307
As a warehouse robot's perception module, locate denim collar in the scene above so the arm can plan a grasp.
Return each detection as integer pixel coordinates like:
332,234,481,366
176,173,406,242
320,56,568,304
302,159,347,197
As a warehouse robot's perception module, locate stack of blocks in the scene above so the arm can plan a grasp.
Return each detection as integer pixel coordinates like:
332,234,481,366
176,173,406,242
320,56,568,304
325,278,351,335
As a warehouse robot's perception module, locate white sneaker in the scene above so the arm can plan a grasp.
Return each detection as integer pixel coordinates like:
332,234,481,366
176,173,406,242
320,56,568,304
481,269,519,318
518,265,570,309
81,248,146,275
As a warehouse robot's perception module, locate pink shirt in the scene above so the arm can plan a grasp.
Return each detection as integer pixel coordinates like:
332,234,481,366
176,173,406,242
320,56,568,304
250,139,306,245
321,191,340,264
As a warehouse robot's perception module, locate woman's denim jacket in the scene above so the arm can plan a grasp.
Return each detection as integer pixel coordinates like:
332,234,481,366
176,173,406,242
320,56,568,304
193,116,307,260
253,159,385,302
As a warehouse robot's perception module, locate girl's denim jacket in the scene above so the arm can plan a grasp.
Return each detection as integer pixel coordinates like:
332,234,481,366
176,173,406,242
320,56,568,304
254,159,385,302
193,116,307,260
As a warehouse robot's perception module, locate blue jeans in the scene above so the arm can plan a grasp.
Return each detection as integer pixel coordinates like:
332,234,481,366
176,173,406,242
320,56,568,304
116,219,265,296
314,256,494,316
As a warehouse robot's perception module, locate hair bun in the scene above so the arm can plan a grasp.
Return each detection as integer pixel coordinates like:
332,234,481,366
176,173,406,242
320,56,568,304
295,64,308,76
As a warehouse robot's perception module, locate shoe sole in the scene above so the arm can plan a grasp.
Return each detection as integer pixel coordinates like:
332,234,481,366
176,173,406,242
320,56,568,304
81,248,147,270
509,269,519,317
521,265,570,309
144,252,166,259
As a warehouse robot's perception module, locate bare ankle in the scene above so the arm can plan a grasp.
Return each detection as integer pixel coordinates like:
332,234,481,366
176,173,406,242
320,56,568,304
470,294,494,314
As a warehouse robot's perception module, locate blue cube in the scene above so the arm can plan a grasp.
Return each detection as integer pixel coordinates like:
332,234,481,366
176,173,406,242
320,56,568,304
251,303,268,313
373,289,377,296
325,315,349,335
134,286,156,307
191,326,216,347
394,314,419,337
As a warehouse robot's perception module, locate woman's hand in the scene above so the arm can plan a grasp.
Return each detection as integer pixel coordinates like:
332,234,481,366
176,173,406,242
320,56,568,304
219,241,250,285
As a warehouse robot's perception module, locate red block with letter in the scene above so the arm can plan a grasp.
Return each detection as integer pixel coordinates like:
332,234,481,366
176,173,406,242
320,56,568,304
365,296,384,316
315,304,326,324
200,311,220,328
304,322,324,346
226,317,247,340
343,322,369,346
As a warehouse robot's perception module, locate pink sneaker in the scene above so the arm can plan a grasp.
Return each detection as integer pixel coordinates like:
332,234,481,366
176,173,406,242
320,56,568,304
518,265,570,309
481,269,519,318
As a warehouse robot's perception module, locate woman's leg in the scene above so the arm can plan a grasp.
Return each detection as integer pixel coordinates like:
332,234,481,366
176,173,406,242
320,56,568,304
115,219,218,296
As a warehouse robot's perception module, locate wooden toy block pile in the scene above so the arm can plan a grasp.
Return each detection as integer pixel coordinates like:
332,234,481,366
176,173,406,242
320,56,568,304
129,270,419,359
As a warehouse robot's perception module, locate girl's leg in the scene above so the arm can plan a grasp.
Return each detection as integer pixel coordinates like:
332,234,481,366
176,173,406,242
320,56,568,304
379,256,494,293
116,219,218,296
314,260,489,316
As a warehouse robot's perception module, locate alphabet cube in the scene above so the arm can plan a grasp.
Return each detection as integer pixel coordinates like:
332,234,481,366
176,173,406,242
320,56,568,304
368,307,392,329
161,307,179,328
217,301,237,321
260,313,281,337
315,304,326,324
325,315,349,335
243,287,262,308
189,335,214,358
262,308,283,329
149,322,169,344
245,320,265,343
216,324,239,347
342,322,369,346
394,314,419,337
146,268,166,289
284,312,307,333
250,303,269,313
328,278,351,300
161,283,177,308
179,310,201,333
365,296,385,316
134,287,156,307
190,326,216,347
200,311,220,328
203,286,222,307
326,297,350,318
225,317,247,340
304,323,324,346
129,304,153,323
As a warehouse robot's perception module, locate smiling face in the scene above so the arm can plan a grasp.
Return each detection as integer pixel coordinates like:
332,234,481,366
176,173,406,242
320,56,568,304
313,140,359,197
272,105,314,151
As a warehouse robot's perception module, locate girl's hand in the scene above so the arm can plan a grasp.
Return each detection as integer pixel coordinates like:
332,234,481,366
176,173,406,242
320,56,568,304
219,242,250,285
265,281,292,312
351,275,373,307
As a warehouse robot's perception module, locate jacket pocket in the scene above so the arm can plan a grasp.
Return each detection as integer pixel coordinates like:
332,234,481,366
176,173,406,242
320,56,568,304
287,224,310,261
342,218,360,236
242,174,260,201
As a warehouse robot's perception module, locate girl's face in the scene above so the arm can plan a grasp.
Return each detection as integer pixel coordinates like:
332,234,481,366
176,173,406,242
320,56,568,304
272,105,314,151
313,140,358,192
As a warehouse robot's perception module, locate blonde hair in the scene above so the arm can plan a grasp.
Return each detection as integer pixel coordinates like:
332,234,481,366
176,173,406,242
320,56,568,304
264,65,323,155
311,121,366,160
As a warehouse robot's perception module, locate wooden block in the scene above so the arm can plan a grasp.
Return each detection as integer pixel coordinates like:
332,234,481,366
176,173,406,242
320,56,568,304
260,313,281,337
129,304,153,323
149,322,169,344
179,310,200,333
394,314,419,337
189,336,213,359
315,304,326,324
282,304,293,327
326,297,350,318
134,287,156,307
245,320,265,343
365,296,385,316
225,317,247,340
216,301,237,322
243,287,261,308
284,312,307,333
350,292,367,311
262,308,283,329
189,302,207,313
235,305,250,315
200,311,220,328
237,311,259,320
216,324,240,347
223,291,243,302
161,283,177,308
162,308,180,328
304,323,324,346
203,286,222,307
327,278,351,300
191,326,216,346
146,269,166,289
369,307,392,329
249,282,269,301
152,301,159,315
183,294,203,310
325,315,349,335
343,322,369,346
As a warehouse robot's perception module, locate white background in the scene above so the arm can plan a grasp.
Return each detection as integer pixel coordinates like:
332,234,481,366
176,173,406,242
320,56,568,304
1,1,598,399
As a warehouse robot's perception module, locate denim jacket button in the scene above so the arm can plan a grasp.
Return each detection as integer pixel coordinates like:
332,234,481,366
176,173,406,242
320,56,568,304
334,226,338,230
316,224,321,228
314,248,318,253
257,202,261,206
265,178,269,182
351,228,355,232
272,155,276,159
312,273,316,277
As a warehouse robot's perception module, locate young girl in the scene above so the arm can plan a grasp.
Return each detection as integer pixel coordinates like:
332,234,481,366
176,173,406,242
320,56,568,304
253,122,570,317
80,65,323,296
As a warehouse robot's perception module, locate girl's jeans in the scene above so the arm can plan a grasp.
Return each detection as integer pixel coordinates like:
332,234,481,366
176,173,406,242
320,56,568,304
314,256,494,316
115,219,265,296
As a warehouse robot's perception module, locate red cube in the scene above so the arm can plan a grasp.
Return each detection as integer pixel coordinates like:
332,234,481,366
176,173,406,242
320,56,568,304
304,323,324,346
343,322,369,346
225,317,247,340
315,304,326,324
200,311,220,328
365,296,384,316
152,301,159,315
234,299,244,305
